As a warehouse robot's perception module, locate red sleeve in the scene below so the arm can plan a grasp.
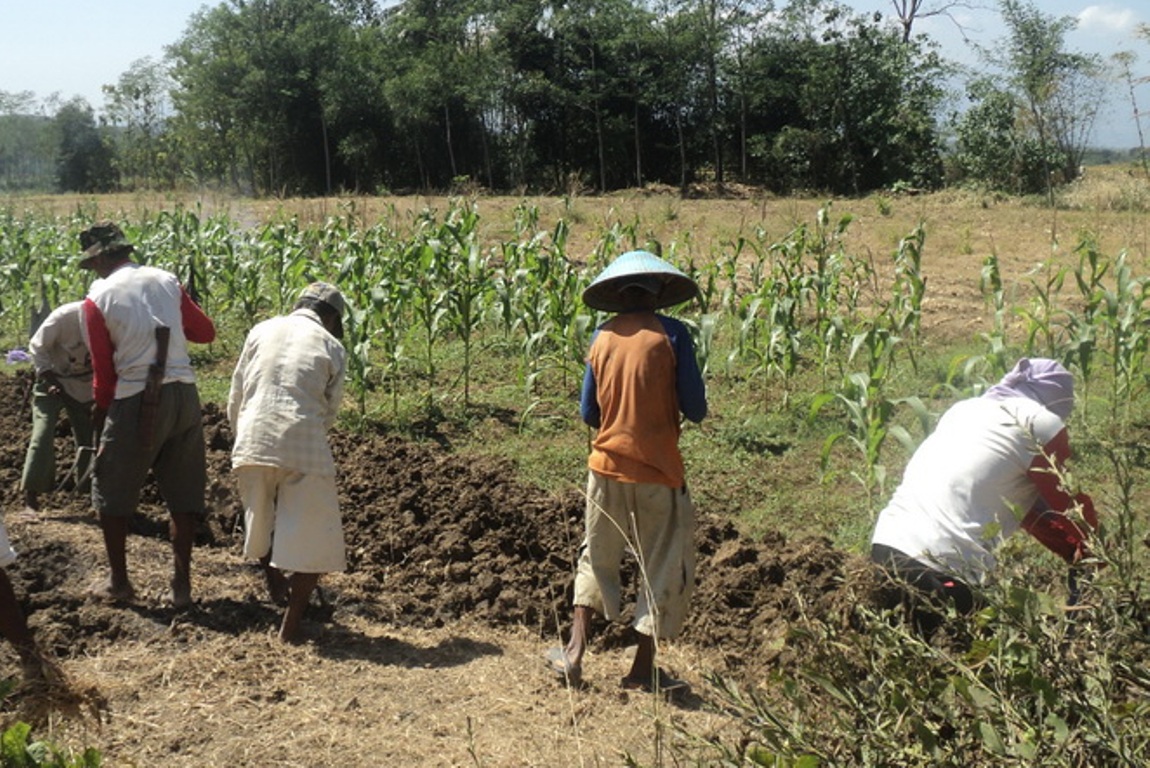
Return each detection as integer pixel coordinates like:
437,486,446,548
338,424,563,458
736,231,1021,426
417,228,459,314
1021,428,1097,563
180,288,216,344
83,298,117,409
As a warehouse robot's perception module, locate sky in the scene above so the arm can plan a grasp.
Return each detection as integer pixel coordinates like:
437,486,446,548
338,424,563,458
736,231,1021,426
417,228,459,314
1,1,1147,148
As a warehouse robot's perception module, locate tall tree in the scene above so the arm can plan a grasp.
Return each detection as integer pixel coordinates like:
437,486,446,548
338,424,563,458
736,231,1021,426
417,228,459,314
53,99,116,193
169,0,379,194
991,0,1104,190
890,0,976,43
103,57,175,190
743,0,947,193
0,91,54,191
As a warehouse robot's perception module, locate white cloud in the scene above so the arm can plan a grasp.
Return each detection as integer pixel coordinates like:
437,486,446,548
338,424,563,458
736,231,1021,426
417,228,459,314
1077,5,1139,34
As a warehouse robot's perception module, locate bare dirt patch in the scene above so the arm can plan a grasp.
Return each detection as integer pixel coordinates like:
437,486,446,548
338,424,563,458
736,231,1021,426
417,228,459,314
0,369,878,765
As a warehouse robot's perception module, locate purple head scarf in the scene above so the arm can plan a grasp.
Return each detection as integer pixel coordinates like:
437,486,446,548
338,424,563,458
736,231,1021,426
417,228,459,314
983,358,1074,420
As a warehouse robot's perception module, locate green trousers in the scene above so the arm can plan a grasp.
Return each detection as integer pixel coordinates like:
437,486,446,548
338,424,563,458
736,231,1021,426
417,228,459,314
21,381,94,495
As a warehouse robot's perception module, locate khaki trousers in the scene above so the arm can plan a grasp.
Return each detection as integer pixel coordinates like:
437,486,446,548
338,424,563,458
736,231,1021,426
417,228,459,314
572,471,696,639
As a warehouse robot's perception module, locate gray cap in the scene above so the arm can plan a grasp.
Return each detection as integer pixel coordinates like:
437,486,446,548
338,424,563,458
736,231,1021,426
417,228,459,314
298,282,345,316
297,282,345,339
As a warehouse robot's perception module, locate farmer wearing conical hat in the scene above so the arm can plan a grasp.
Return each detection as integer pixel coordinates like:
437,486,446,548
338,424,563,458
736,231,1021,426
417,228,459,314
871,358,1099,636
546,250,707,695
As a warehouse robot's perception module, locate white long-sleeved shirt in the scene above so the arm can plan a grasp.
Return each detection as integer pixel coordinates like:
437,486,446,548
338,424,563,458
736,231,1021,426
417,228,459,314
871,395,1070,581
29,301,93,403
227,308,346,476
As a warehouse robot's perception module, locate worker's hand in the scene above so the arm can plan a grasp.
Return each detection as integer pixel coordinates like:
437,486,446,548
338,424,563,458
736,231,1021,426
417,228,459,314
39,372,62,396
1071,529,1107,567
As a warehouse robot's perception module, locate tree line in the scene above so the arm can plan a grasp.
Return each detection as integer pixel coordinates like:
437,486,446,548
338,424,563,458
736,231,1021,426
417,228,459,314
0,0,1143,198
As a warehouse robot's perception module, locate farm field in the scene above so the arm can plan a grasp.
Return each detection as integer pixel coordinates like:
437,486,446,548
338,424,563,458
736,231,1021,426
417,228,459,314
2,168,1150,765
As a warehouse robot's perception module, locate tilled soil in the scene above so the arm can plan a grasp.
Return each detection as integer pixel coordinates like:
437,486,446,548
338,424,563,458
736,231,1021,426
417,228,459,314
0,369,878,765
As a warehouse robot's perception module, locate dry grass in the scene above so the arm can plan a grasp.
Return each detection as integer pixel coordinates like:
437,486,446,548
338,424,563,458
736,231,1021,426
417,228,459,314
1,514,745,767
9,164,1149,270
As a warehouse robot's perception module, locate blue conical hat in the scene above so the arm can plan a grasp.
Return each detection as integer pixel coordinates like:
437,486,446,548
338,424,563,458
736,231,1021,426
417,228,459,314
582,250,699,312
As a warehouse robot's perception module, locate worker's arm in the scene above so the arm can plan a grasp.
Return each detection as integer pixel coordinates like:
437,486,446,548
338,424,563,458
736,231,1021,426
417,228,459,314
579,330,602,428
661,317,707,423
180,288,216,344
82,298,117,410
1021,428,1097,563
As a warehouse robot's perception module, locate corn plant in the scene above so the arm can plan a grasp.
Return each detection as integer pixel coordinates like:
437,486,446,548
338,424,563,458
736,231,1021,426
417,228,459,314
764,286,803,407
1096,251,1147,425
513,242,569,393
256,218,316,314
1057,237,1110,417
683,313,718,377
728,293,765,370
0,719,101,768
590,214,641,267
331,223,390,415
684,255,721,315
371,275,412,420
965,252,1012,383
442,212,492,407
408,235,449,412
1018,260,1069,359
0,211,81,342
810,323,928,510
538,259,587,392
887,224,928,372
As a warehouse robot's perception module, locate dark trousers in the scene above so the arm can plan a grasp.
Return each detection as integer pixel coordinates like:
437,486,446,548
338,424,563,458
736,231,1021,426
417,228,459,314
871,543,976,637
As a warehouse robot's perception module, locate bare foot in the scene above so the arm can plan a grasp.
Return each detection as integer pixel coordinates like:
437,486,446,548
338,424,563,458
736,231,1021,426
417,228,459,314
15,491,41,523
170,578,193,609
265,567,289,606
278,627,306,644
13,507,41,524
86,578,136,604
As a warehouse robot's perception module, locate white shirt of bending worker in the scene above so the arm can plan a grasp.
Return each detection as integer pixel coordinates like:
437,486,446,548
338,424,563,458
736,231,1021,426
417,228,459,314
29,301,94,404
872,357,1097,584
227,287,347,579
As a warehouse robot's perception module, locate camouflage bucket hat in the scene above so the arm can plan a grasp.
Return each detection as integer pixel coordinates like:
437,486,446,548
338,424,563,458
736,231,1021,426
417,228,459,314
79,220,134,266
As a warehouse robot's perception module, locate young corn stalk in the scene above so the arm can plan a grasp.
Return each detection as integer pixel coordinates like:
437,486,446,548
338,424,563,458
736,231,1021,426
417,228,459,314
810,323,927,512
1097,251,1147,425
1061,237,1110,419
332,224,395,417
887,224,927,373
960,252,1012,383
261,218,316,314
409,236,449,414
1018,260,1069,360
443,223,492,408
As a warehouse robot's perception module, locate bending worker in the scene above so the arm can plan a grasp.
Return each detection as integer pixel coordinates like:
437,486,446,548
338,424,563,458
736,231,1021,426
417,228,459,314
871,357,1098,634
227,282,348,643
79,220,216,608
20,300,94,516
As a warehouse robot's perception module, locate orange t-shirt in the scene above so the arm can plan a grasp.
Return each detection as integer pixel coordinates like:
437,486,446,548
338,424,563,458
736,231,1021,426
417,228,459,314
584,311,695,488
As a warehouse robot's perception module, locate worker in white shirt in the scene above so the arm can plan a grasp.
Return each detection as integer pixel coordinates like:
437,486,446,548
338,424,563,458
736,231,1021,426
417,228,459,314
871,358,1098,635
20,300,94,517
227,282,348,643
